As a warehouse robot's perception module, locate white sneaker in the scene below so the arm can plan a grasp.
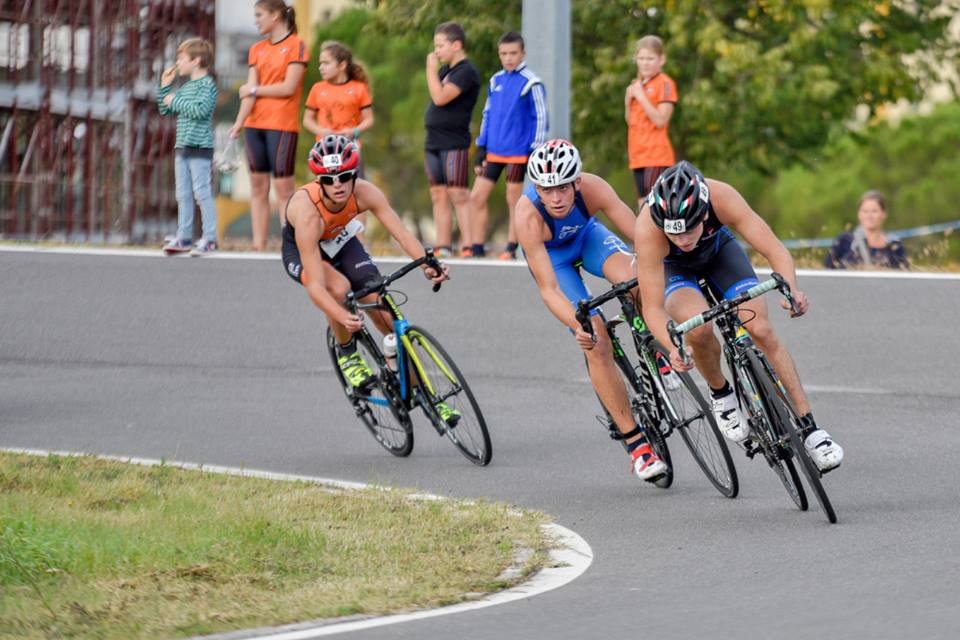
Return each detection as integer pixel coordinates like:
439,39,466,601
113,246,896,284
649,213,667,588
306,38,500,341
630,445,668,482
804,429,843,472
711,391,750,443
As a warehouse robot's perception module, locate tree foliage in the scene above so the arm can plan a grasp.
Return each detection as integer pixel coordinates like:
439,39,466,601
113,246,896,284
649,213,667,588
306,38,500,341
307,0,958,239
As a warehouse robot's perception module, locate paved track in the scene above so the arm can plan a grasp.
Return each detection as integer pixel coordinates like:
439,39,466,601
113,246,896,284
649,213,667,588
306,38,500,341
2,250,959,639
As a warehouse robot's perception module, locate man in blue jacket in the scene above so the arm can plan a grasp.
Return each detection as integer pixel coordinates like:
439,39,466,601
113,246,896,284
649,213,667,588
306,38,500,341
469,31,548,259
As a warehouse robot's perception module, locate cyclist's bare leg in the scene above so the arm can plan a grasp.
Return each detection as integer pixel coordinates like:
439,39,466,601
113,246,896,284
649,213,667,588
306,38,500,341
664,287,726,389
739,296,811,415
324,264,354,345
600,251,643,311
584,314,641,443
358,292,393,336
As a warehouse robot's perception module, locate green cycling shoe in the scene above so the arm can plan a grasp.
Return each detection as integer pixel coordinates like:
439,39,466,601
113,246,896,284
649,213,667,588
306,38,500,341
338,351,375,389
435,401,462,427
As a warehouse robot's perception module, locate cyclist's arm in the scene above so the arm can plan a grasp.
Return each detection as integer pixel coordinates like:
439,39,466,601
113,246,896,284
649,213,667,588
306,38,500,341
711,179,806,311
287,192,350,321
516,198,580,331
634,204,676,355
359,181,446,282
580,173,636,239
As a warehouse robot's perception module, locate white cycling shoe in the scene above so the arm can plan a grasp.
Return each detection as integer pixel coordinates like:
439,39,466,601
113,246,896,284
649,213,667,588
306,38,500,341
711,391,750,443
803,429,844,472
630,445,669,482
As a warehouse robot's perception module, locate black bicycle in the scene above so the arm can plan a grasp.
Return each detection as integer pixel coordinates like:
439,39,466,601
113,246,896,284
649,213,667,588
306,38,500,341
326,251,492,466
667,273,837,523
576,278,738,497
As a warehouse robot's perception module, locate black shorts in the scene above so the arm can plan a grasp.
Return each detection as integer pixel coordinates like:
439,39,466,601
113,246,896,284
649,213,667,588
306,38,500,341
245,128,298,178
424,148,470,188
663,229,760,301
282,224,381,293
480,160,527,184
633,166,669,200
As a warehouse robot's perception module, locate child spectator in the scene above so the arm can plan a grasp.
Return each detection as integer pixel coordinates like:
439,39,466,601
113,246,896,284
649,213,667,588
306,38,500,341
824,190,909,269
424,22,481,257
158,38,219,256
625,35,677,208
470,31,547,260
303,40,374,240
228,0,308,251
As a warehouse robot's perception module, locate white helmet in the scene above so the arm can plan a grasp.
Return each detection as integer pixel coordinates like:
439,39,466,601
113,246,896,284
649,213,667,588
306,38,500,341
527,139,582,187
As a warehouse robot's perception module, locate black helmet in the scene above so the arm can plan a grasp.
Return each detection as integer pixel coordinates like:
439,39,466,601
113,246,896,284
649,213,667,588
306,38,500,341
647,161,710,234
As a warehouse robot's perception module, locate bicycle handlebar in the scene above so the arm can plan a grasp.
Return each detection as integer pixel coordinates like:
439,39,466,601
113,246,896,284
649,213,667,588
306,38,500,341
344,249,445,311
574,278,639,343
667,272,796,363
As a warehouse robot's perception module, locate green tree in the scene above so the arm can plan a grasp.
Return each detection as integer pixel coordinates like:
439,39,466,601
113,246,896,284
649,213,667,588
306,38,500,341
314,1,957,241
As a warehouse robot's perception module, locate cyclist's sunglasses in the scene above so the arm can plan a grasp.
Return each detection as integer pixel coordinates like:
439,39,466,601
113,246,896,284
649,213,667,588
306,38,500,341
319,170,357,185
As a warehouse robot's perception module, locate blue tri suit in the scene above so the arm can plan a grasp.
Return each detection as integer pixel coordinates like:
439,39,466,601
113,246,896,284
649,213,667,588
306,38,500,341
523,183,630,317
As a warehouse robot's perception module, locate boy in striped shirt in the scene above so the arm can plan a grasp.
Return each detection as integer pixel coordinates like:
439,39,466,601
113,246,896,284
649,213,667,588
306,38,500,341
158,38,219,256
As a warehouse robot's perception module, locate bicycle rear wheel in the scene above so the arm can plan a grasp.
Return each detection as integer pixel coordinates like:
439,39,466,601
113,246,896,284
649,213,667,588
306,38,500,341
748,350,838,524
326,328,413,457
649,341,738,498
404,326,491,466
735,357,807,511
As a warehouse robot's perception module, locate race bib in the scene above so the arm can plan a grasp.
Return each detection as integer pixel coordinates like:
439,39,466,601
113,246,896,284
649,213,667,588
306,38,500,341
320,218,364,257
663,218,686,234
322,154,342,169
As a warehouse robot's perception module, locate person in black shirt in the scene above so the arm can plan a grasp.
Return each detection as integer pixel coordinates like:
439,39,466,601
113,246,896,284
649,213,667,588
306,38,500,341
824,190,908,269
425,22,481,257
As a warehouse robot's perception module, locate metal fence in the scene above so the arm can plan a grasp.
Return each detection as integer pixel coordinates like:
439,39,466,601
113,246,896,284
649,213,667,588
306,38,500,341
0,0,215,242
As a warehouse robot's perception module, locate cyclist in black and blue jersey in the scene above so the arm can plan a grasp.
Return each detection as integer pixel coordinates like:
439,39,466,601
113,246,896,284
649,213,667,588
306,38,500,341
633,161,843,472
516,139,668,483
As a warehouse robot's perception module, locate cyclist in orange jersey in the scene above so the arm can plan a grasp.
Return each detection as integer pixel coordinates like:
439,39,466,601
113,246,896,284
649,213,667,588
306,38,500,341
282,135,448,390
228,0,308,251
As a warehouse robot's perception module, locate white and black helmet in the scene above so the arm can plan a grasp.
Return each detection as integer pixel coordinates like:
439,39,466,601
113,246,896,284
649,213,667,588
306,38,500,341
647,160,710,234
527,139,582,187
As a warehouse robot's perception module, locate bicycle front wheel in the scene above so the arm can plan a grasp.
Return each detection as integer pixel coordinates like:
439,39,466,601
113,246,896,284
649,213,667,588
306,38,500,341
404,326,491,466
748,350,837,524
650,341,738,498
326,328,414,457
735,356,808,512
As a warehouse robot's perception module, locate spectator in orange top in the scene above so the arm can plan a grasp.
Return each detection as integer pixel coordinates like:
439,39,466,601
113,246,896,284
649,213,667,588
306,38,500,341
228,0,308,251
303,41,374,242
625,35,677,209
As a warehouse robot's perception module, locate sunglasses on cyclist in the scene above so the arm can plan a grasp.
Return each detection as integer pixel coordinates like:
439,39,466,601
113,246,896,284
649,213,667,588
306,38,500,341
319,170,357,185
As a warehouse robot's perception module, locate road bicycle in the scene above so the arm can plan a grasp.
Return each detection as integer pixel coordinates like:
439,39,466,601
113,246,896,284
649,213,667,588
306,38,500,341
667,273,837,523
326,251,492,466
576,278,738,497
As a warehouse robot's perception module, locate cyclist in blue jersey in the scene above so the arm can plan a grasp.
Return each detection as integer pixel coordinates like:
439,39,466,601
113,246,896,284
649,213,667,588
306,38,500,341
633,161,843,472
516,139,668,483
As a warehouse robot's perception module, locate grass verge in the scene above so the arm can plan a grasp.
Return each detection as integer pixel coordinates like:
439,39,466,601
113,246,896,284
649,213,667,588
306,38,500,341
0,452,550,639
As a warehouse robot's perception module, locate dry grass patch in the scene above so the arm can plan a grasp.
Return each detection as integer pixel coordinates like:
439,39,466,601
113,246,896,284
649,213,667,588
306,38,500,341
0,452,549,639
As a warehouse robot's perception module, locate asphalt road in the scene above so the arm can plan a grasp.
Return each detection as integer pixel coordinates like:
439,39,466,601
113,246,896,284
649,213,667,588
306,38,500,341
2,249,959,640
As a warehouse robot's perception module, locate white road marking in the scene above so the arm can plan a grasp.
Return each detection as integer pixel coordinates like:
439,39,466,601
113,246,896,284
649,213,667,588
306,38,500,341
0,447,594,639
3,243,959,279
